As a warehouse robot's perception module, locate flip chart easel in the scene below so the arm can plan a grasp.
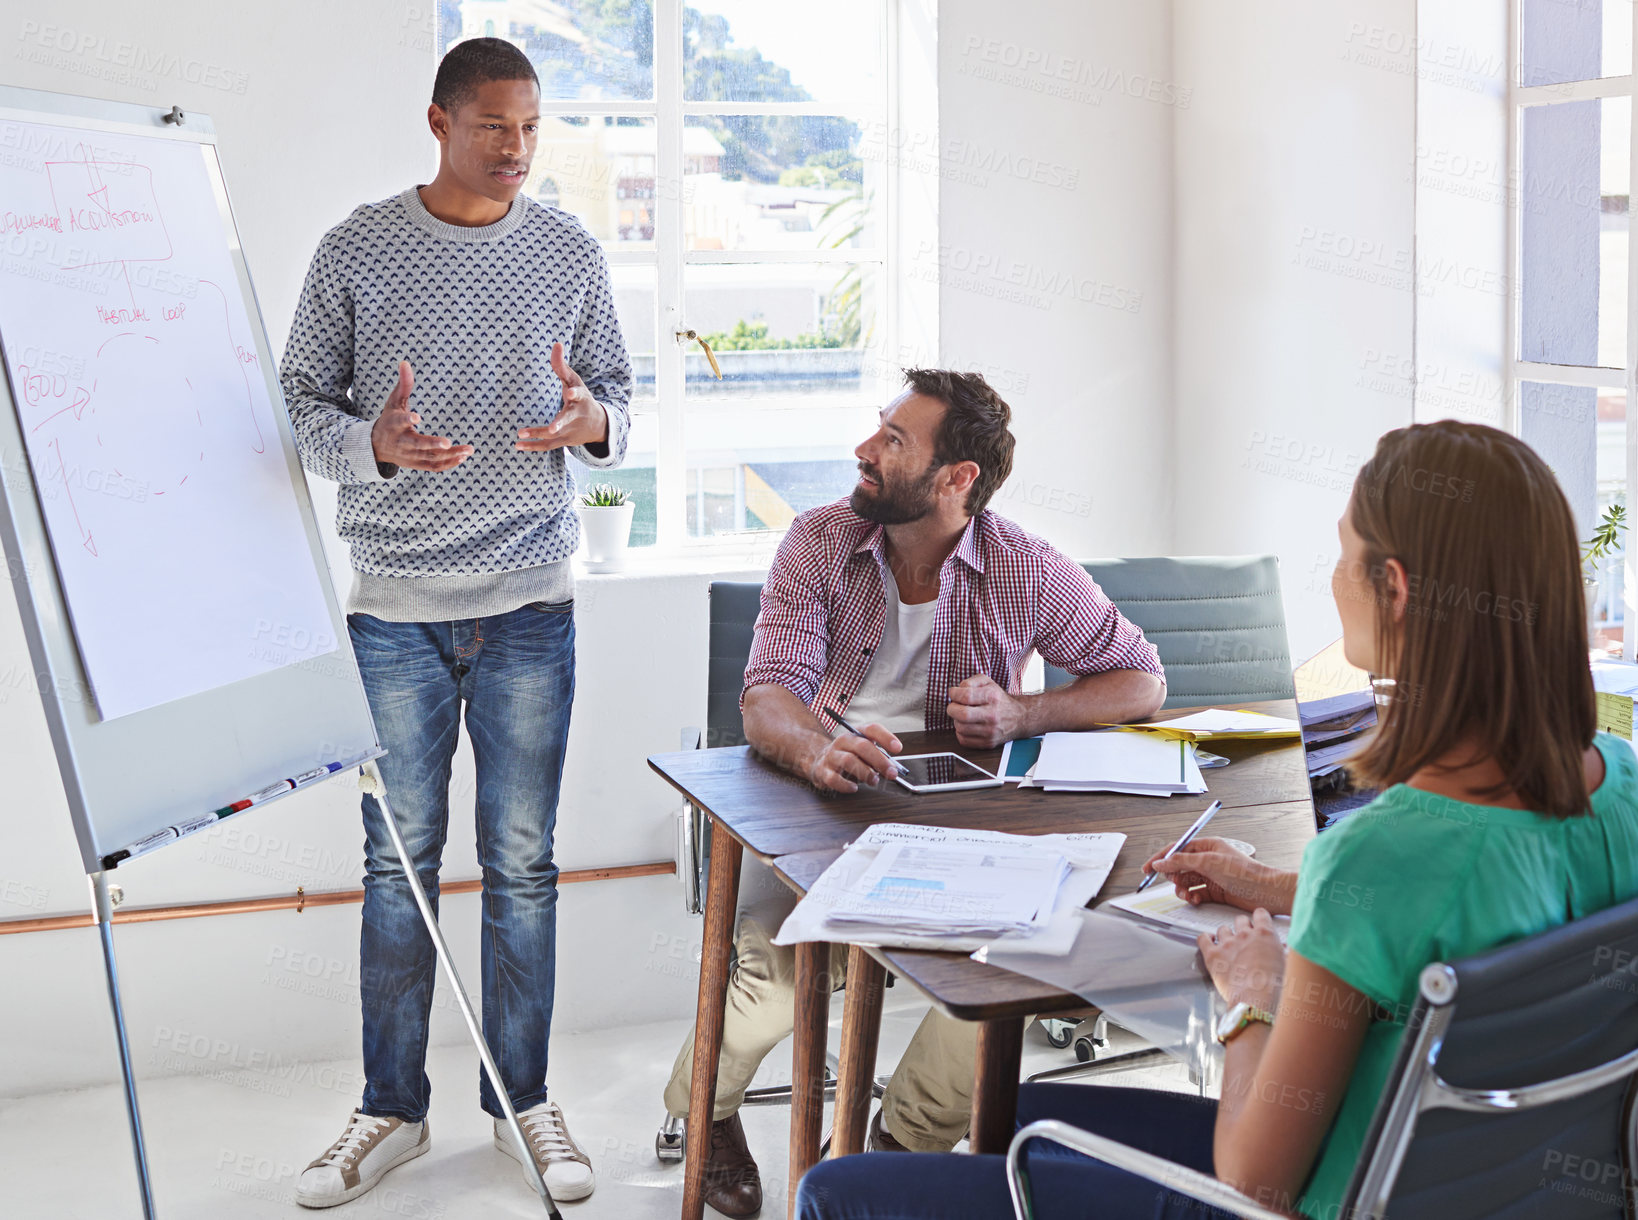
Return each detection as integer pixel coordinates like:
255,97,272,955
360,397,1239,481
0,86,559,1219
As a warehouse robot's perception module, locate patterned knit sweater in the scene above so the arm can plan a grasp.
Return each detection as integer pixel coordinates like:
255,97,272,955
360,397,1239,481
280,187,632,621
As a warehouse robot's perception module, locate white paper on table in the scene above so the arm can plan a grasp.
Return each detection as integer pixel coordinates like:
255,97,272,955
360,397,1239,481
1592,660,1638,697
1147,709,1301,735
1041,742,1207,796
1101,886,1291,944
1036,730,1198,792
773,824,1125,954
826,841,1068,933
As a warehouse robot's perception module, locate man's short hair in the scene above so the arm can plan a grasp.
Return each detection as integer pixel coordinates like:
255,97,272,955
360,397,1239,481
903,368,1016,515
432,38,540,115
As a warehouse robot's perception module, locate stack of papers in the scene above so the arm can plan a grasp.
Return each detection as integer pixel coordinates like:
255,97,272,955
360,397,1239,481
1126,709,1302,740
1299,690,1377,781
1031,729,1208,796
774,823,1125,954
826,841,1069,937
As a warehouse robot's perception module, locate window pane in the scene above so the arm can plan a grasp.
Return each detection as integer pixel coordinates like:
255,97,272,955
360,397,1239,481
1521,0,1630,85
684,115,879,252
1520,98,1629,368
683,261,885,539
527,117,657,251
683,263,882,397
683,1,883,108
685,404,879,538
1593,390,1628,654
610,265,657,411
1519,382,1627,652
443,1,654,102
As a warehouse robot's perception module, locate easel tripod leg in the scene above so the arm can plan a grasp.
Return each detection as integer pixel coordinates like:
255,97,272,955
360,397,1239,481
360,761,560,1220
90,870,157,1220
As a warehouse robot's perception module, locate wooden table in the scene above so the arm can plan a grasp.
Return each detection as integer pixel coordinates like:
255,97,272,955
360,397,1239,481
647,699,1314,1220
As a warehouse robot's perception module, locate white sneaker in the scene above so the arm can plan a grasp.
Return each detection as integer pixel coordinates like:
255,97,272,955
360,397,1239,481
295,1109,429,1209
494,1100,596,1201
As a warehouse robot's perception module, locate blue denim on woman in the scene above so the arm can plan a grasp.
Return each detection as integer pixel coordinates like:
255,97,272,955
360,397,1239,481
796,1084,1235,1220
349,600,575,1123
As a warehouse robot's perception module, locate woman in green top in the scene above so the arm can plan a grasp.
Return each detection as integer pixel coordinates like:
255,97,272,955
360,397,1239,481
796,420,1638,1219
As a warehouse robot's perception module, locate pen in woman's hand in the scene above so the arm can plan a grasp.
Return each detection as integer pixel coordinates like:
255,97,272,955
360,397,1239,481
1137,799,1223,893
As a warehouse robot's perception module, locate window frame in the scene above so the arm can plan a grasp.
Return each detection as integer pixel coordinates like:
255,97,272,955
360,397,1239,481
1507,0,1637,655
454,0,913,557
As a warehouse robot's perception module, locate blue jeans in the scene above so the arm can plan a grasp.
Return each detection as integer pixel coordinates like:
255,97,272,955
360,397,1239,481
349,602,575,1123
796,1084,1231,1220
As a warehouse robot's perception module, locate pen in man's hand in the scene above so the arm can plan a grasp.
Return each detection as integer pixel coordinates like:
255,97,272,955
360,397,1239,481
1136,799,1223,893
822,708,910,779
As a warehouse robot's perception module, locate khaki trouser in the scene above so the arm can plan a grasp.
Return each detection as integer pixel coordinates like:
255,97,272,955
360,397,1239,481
663,910,978,1153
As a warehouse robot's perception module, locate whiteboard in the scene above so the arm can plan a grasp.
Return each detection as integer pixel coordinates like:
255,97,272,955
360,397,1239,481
0,86,380,873
0,111,335,719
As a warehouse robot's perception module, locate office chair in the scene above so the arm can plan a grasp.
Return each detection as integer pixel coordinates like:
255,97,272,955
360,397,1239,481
1009,890,1638,1219
1043,556,1295,707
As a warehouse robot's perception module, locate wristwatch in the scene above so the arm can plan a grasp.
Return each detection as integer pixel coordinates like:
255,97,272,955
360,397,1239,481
1216,1000,1275,1044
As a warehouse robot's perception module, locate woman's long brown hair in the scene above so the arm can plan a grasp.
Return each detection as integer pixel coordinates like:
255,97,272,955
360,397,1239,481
1345,421,1596,818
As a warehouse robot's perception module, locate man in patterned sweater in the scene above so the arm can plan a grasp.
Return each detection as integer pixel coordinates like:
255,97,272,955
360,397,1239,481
279,39,628,1208
664,368,1166,1219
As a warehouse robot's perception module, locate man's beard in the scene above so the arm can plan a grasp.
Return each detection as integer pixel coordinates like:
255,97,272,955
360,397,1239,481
850,460,940,525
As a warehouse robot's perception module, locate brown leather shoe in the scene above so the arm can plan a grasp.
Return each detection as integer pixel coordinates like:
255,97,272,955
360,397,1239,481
868,1108,909,1153
703,1112,762,1218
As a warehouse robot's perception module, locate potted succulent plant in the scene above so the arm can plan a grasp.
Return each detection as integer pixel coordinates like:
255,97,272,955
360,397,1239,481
577,483,636,573
1582,500,1626,645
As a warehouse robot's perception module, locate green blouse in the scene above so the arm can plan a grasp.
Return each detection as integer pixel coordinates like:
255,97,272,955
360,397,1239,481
1287,733,1638,1218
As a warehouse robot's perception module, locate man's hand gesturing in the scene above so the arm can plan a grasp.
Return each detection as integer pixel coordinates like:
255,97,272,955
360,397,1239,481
517,342,610,452
370,360,474,471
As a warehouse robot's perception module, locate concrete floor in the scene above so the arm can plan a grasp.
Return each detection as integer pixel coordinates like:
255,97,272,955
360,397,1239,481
0,989,1195,1219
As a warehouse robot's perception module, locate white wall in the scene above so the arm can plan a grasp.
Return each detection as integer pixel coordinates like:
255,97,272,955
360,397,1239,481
0,0,763,1096
1172,0,1418,662
0,0,1423,1099
940,0,1177,558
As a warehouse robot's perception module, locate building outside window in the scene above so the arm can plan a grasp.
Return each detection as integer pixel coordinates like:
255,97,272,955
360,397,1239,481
439,0,911,552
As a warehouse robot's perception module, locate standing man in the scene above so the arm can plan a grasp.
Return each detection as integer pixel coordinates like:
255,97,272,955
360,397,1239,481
280,39,629,1208
663,369,1165,1219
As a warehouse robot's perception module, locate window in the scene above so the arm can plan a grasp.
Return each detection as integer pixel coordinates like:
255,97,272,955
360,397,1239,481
1511,0,1633,654
438,0,923,553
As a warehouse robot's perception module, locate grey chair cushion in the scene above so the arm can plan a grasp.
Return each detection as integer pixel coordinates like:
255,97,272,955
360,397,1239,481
1044,556,1295,708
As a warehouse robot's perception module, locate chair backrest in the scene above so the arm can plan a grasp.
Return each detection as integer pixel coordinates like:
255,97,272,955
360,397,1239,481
1344,893,1638,1219
1043,556,1295,708
707,581,764,749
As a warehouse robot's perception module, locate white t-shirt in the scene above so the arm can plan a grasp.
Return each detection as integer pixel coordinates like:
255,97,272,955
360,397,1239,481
843,565,937,733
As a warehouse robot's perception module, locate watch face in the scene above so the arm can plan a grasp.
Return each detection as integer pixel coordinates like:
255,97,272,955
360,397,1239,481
1216,1001,1272,1043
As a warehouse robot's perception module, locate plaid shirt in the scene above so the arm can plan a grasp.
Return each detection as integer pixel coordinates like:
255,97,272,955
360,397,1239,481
743,501,1164,732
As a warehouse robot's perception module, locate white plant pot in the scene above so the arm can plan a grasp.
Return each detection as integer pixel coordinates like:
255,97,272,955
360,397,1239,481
578,502,635,573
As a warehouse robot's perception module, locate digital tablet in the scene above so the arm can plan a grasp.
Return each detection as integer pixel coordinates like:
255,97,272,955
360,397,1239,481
893,753,1004,793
